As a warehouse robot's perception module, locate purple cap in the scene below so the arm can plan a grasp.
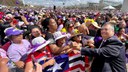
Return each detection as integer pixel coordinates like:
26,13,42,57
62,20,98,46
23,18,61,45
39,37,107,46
4,27,23,37
57,15,62,19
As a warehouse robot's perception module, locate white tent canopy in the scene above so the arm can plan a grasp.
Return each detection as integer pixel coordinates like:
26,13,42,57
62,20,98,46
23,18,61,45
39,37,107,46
103,5,116,10
121,0,128,13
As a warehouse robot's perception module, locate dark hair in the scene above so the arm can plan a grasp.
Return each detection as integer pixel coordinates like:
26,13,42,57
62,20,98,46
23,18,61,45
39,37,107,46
27,25,42,40
41,18,51,31
30,25,42,33
70,37,76,41
64,20,74,29
95,29,101,37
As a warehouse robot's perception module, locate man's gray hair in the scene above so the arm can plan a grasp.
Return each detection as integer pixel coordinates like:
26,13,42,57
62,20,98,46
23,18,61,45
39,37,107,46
102,22,115,31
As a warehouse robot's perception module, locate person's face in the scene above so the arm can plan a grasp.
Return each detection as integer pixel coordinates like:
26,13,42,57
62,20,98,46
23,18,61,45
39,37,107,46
57,19,62,25
101,24,114,40
57,37,66,46
68,24,74,33
119,21,126,28
48,19,57,31
119,28,125,35
11,34,23,43
31,28,41,37
73,35,82,42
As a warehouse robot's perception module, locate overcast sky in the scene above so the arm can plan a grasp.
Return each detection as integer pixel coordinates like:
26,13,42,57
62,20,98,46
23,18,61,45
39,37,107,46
24,0,124,6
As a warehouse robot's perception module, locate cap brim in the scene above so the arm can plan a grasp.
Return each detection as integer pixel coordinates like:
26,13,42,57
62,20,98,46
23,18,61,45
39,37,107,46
8,30,24,36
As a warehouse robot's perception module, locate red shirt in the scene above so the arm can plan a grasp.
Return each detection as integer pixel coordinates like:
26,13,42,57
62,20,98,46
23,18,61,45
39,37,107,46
26,46,52,63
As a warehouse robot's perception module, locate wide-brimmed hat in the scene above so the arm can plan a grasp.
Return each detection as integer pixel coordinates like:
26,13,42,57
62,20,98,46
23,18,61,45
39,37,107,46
29,37,51,53
70,29,82,40
91,22,101,29
53,31,67,41
4,27,23,37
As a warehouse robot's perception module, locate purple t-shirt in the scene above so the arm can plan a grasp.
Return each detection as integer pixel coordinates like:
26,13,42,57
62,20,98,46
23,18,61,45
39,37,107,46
7,39,31,62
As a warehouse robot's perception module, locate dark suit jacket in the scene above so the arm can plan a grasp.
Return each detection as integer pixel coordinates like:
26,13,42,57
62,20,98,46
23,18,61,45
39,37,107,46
81,36,126,72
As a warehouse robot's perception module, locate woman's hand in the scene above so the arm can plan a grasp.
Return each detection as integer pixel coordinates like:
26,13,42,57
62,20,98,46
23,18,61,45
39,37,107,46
42,58,55,69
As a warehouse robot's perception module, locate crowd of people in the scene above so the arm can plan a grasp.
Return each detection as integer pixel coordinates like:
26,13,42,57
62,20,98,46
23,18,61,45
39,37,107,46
0,7,128,72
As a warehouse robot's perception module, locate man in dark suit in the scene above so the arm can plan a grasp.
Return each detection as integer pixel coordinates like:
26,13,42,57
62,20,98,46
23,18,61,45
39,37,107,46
72,23,127,72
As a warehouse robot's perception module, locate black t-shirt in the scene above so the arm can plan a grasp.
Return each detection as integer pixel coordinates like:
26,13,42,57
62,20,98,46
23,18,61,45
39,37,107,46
88,29,97,37
45,32,56,44
45,32,54,40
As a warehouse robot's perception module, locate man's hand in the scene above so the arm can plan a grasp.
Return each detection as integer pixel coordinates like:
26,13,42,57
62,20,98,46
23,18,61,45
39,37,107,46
87,40,95,48
14,61,25,68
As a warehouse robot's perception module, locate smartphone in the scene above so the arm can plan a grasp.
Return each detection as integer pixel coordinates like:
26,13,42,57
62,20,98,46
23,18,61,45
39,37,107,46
31,55,36,69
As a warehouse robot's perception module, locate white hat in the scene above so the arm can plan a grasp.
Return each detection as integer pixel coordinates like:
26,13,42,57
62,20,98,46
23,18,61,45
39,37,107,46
53,31,67,41
28,37,51,53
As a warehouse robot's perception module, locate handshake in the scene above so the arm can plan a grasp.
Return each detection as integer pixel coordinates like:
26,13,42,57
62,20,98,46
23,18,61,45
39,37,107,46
70,42,81,51
69,39,95,50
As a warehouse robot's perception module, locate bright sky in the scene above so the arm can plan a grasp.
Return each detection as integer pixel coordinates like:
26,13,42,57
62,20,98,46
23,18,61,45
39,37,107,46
24,0,124,6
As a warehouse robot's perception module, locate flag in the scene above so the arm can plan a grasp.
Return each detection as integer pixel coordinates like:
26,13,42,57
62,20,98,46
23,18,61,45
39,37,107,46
40,54,69,72
39,53,86,72
66,53,85,72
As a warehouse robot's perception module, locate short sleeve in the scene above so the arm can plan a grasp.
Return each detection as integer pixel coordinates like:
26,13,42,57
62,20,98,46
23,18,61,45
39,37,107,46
26,53,33,63
7,46,21,62
0,48,8,58
45,32,54,40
